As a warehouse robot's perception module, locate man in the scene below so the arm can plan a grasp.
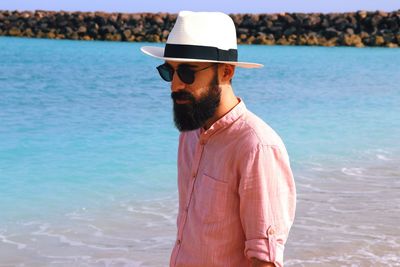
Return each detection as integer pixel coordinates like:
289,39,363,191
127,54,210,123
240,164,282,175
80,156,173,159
141,11,296,267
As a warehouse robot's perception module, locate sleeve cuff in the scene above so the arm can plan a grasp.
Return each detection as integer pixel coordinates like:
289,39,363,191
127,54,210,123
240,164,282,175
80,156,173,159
244,237,284,267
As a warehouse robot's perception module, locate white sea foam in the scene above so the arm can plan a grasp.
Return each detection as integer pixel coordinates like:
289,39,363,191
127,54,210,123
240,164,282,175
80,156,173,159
376,154,392,161
31,223,130,252
87,224,104,237
89,257,143,266
341,167,365,176
0,234,27,249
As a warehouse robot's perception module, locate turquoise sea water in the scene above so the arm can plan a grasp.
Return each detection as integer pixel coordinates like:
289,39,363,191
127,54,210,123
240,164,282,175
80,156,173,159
0,37,399,266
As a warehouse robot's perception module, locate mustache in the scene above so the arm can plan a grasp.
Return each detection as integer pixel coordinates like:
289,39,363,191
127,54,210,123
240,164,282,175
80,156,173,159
171,91,195,102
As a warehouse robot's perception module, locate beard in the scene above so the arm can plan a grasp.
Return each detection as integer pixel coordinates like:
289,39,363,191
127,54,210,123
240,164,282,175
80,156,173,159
171,73,221,132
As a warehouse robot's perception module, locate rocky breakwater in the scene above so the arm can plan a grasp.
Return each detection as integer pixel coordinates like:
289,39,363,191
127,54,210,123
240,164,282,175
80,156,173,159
0,10,399,47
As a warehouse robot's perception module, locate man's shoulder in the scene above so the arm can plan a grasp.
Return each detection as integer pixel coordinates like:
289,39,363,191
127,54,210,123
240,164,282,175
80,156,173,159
235,109,286,149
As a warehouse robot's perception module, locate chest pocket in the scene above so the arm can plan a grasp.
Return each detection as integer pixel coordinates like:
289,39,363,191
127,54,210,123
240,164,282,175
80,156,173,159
193,173,230,224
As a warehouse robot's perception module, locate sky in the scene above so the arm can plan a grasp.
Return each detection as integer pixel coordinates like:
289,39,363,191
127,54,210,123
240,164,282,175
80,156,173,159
0,0,399,14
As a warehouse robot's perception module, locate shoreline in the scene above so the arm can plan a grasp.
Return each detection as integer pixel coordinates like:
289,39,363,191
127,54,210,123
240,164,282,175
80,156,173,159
0,10,399,47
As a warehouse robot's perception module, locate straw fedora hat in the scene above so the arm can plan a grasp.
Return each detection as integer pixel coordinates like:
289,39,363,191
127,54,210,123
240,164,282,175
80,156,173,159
141,11,263,68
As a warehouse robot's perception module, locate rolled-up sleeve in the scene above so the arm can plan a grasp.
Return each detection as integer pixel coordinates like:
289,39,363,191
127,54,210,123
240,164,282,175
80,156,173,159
239,144,296,267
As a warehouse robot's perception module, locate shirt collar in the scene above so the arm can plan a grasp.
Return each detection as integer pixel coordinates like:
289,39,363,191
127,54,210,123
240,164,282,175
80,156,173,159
198,98,246,143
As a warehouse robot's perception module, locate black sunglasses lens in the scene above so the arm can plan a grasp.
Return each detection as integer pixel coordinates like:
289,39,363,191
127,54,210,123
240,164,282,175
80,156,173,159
157,64,173,82
177,67,195,84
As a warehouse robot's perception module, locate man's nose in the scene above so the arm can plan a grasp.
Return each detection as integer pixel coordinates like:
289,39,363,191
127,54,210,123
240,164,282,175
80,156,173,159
171,71,186,92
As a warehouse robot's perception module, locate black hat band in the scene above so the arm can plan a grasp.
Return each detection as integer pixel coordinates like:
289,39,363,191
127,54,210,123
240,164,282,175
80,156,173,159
164,44,238,62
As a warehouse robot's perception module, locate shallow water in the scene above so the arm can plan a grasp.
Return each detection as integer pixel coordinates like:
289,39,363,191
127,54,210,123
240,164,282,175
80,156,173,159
0,37,399,266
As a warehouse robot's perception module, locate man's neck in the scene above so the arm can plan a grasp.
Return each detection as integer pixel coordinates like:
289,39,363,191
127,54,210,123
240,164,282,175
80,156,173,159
203,85,239,130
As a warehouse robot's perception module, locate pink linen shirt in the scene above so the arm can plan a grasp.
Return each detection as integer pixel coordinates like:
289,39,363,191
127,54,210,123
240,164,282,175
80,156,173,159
170,99,296,267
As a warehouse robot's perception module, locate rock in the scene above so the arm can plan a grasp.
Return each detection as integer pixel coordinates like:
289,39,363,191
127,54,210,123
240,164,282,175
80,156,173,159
152,15,164,26
69,32,79,40
253,33,275,45
21,12,32,19
39,23,48,31
122,29,132,39
94,15,107,26
334,17,350,31
321,17,330,28
57,20,69,28
0,10,399,47
46,32,56,38
108,14,118,24
324,27,340,38
382,32,394,43
276,36,291,45
78,26,87,34
65,27,74,35
269,26,283,35
321,37,338,47
87,25,98,37
55,33,65,39
287,34,297,44
371,15,382,28
131,14,142,21
161,30,169,38
377,10,388,17
36,30,45,38
132,26,143,36
308,33,320,45
104,33,121,41
374,35,385,46
238,33,246,41
8,27,21,36
119,13,131,22
298,34,308,45
246,35,255,44
386,17,399,31
237,27,249,35
357,10,368,19
23,28,34,37
303,15,321,29
26,18,37,28
100,25,116,35
145,34,160,42
360,31,370,39
343,34,364,47
241,14,259,28
279,14,295,26
283,26,297,36
346,28,355,35
292,13,307,25
127,35,136,42
386,42,398,48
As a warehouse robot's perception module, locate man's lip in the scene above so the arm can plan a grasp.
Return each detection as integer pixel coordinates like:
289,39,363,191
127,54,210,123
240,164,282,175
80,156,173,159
175,99,191,104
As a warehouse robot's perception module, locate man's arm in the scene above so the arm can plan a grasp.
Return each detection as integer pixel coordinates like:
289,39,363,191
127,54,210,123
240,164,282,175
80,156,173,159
239,144,296,267
251,258,275,267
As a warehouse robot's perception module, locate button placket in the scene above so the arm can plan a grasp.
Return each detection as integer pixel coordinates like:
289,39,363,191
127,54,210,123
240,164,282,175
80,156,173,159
180,137,206,244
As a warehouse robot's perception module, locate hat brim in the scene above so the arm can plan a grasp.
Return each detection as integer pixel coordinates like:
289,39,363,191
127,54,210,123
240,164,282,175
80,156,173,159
141,46,263,68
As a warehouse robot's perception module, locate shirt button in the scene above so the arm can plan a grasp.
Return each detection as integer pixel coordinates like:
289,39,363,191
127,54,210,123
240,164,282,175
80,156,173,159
267,227,275,236
185,207,189,212
176,239,181,245
192,173,196,179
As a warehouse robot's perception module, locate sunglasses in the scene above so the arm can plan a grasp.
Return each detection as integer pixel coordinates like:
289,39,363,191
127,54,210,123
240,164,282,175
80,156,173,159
156,63,216,84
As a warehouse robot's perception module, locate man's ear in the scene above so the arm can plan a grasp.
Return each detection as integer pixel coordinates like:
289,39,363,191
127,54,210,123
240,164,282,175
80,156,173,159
219,64,235,84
